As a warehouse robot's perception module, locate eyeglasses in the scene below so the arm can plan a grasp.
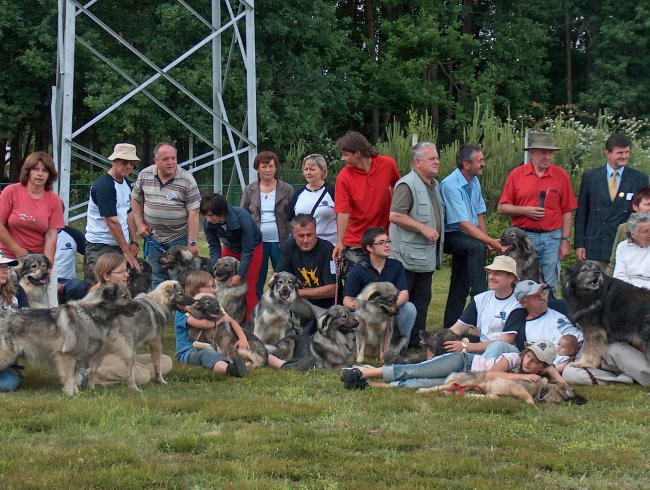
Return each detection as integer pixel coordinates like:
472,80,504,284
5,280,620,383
109,269,129,275
372,239,392,246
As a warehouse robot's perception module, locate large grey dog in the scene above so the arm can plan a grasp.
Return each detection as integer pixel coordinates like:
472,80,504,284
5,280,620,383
0,283,138,396
88,280,194,390
213,256,247,324
12,254,51,308
186,293,268,369
500,226,544,283
354,281,405,363
309,305,358,369
250,272,299,346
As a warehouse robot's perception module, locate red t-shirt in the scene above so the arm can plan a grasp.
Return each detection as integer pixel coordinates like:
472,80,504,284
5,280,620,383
0,183,64,257
334,155,400,246
498,163,577,230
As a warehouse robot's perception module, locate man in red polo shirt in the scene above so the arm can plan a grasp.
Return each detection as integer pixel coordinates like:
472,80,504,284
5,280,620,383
332,131,400,261
497,133,577,295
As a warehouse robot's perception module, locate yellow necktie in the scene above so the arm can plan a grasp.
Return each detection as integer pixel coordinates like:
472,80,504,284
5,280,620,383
609,170,618,201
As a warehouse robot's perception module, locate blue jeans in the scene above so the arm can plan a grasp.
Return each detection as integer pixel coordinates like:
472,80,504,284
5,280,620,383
257,241,281,297
186,349,228,370
58,277,89,302
0,368,20,392
525,229,561,295
383,352,475,389
146,235,189,288
396,302,417,340
483,341,519,358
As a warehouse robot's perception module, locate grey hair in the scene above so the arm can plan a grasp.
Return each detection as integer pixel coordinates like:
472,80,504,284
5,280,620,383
302,153,328,179
411,142,437,163
153,142,177,157
627,212,650,243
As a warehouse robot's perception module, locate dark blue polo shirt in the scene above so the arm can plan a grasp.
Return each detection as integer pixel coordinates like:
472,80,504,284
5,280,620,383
343,258,408,298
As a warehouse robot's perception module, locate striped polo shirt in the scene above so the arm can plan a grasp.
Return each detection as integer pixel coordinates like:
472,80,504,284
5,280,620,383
131,164,201,244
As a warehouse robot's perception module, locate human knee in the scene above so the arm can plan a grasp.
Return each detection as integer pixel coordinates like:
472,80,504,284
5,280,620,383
0,369,21,392
483,341,518,358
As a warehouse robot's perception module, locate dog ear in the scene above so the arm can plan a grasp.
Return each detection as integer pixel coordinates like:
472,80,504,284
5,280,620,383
570,393,588,405
268,273,278,289
522,236,532,255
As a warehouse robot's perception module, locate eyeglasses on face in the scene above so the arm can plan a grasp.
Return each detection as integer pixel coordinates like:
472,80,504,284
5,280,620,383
110,269,129,275
372,239,392,246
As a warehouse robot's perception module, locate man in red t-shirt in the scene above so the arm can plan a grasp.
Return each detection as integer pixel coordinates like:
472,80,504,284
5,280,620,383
497,133,577,294
333,131,400,262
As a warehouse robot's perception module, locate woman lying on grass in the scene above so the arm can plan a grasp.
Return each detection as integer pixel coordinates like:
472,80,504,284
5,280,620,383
340,339,564,390
174,270,316,377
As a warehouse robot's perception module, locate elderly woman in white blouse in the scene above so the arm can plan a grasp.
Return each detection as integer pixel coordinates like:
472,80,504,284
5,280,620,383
613,212,650,288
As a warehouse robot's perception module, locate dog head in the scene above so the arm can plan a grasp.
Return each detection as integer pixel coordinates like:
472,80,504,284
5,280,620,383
14,254,51,285
539,382,588,405
186,293,225,321
213,256,240,283
419,328,459,357
341,247,367,277
359,282,399,317
318,305,358,335
87,282,139,321
268,272,299,303
153,280,196,312
158,245,194,271
562,261,604,299
127,259,152,296
500,227,532,255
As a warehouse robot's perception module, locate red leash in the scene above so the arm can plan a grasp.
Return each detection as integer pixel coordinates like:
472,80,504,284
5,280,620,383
441,382,484,396
377,318,393,366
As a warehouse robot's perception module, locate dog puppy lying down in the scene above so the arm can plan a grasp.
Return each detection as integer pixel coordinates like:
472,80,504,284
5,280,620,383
417,371,587,406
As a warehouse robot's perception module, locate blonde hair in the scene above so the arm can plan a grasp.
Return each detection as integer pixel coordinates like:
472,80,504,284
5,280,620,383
184,270,214,296
302,153,328,179
90,253,126,290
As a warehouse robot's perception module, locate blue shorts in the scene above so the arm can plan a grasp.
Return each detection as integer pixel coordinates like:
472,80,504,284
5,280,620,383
186,349,228,370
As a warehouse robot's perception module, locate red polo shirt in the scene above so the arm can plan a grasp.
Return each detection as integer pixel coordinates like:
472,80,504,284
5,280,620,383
499,163,577,231
334,154,400,246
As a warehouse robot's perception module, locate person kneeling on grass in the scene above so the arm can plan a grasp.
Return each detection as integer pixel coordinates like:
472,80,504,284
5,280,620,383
340,338,563,390
174,270,317,377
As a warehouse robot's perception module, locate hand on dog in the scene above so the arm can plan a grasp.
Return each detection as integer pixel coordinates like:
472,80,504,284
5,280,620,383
228,274,242,287
124,250,141,271
187,243,199,256
235,337,250,351
520,374,542,382
444,340,464,352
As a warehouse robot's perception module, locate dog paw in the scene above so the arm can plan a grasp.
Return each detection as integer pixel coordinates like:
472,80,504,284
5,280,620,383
569,359,597,369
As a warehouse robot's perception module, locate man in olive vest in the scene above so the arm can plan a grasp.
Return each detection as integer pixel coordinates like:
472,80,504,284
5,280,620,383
389,142,445,347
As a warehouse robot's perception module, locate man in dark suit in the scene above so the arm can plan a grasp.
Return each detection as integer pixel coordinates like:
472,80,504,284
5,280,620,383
575,133,649,268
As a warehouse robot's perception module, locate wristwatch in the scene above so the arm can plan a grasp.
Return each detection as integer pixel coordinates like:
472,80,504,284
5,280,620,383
188,240,197,247
461,337,470,353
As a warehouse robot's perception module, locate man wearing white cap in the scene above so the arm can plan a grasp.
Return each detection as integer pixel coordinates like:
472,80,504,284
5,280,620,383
84,143,141,284
444,255,521,355
498,133,578,295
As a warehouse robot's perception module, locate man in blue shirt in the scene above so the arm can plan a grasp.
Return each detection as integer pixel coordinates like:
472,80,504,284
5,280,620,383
440,144,505,328
342,227,415,346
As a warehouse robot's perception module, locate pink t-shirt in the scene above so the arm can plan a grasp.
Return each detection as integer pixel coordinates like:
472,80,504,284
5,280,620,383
0,183,64,257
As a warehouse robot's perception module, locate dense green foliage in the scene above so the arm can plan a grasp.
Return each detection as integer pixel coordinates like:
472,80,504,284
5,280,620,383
3,0,650,174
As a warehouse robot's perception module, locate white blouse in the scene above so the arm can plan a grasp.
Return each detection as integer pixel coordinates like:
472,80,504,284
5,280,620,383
614,239,650,289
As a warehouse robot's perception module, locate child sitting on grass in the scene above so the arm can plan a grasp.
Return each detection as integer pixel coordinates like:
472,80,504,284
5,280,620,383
174,270,315,377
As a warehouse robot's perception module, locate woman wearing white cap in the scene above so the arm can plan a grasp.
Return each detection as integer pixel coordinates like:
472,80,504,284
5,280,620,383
340,338,564,390
0,252,28,392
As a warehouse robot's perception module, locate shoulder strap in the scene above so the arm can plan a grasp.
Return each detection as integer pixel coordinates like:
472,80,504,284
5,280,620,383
310,187,328,216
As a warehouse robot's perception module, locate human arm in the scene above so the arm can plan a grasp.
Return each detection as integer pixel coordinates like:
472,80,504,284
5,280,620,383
224,314,250,351
0,223,28,257
557,211,573,260
333,212,349,260
541,364,566,384
397,289,409,308
389,211,439,242
299,283,336,300
573,173,589,261
234,208,259,283
43,229,58,266
458,218,505,252
497,202,546,221
106,216,140,269
606,224,627,276
343,295,357,310
485,356,541,382
186,208,200,256
445,331,516,353
204,221,223,269
130,197,151,238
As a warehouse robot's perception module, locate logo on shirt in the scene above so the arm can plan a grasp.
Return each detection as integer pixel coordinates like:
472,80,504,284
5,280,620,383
61,241,73,251
298,266,319,288
166,191,178,200
18,213,39,224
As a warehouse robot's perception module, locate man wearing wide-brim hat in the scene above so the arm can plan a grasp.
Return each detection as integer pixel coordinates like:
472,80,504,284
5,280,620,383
497,132,577,296
84,143,142,285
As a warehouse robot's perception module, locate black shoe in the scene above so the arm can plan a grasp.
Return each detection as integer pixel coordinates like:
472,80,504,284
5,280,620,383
339,367,368,390
282,355,319,372
226,357,249,378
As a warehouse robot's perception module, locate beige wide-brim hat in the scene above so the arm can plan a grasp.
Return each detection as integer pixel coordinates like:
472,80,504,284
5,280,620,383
484,255,519,279
524,132,562,151
108,143,140,162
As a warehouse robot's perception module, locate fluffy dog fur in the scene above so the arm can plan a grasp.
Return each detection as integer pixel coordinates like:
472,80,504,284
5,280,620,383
12,254,51,308
354,281,406,363
88,280,194,390
309,305,358,369
418,371,587,406
213,256,247,324
186,293,267,368
0,283,138,396
500,226,543,282
250,272,299,346
562,261,650,369
127,259,152,296
158,245,211,286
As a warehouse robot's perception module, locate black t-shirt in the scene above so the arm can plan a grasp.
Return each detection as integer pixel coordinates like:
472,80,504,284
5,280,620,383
277,238,336,309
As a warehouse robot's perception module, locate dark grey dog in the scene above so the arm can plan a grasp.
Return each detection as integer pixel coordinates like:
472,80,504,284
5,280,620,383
158,245,211,286
213,256,247,324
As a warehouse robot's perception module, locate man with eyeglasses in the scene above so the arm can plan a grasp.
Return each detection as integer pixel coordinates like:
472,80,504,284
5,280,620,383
342,227,415,346
84,143,141,285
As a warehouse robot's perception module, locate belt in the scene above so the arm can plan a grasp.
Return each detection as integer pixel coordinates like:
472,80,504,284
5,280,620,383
520,228,550,234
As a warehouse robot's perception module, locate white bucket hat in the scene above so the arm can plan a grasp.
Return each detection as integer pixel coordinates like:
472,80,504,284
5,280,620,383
108,143,140,162
0,251,19,267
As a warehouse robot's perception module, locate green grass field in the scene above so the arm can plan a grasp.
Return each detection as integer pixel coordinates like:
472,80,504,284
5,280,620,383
1,268,649,489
